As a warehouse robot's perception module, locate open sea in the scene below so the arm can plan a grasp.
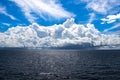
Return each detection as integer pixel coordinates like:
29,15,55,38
0,50,120,80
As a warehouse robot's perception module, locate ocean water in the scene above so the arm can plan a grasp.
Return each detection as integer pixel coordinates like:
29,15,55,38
0,50,120,80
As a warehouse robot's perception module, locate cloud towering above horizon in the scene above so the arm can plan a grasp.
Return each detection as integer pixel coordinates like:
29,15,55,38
0,0,120,49
0,18,120,49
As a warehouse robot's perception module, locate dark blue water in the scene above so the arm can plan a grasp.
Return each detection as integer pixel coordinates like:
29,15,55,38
0,50,120,80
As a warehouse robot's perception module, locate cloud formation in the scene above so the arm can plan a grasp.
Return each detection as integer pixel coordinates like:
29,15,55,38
104,23,120,32
81,0,120,14
0,6,16,20
2,23,11,26
101,13,120,32
101,13,120,24
88,13,96,23
11,0,74,23
0,18,120,49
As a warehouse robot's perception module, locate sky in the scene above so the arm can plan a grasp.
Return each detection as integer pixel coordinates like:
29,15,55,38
0,0,120,49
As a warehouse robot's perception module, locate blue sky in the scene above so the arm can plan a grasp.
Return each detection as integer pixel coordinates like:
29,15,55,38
0,0,120,48
0,0,119,32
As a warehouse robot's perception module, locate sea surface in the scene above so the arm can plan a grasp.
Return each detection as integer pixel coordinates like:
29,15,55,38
0,50,120,80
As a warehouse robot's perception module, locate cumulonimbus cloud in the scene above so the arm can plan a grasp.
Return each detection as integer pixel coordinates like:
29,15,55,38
0,18,120,49
11,0,74,23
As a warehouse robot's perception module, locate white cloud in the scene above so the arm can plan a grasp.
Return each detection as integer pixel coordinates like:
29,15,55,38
11,0,74,23
101,13,120,24
104,23,120,32
0,18,120,49
88,13,96,23
0,6,16,20
80,0,120,14
2,23,11,26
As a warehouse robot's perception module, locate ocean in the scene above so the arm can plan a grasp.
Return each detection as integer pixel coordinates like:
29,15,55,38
0,50,120,80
